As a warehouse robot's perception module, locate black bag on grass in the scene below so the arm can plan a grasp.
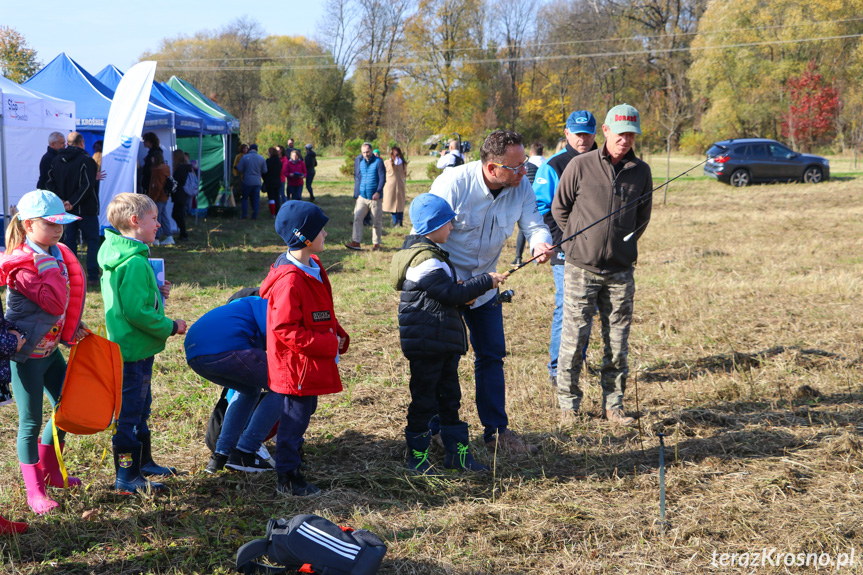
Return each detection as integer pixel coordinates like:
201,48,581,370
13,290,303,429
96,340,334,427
236,515,387,575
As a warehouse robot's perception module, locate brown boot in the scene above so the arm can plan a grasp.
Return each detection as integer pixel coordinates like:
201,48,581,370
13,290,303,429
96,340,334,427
485,428,538,455
605,407,635,426
372,244,382,251
344,241,362,250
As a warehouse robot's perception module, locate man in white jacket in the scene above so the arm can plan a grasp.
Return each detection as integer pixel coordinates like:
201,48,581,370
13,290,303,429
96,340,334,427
424,130,553,454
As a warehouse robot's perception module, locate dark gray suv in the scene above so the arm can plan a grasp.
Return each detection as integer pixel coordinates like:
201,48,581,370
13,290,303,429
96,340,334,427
703,138,830,187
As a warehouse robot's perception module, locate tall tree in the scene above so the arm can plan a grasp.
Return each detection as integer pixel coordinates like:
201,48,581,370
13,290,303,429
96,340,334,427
402,0,485,126
0,26,40,83
353,0,412,139
141,17,267,140
494,0,535,129
689,0,863,143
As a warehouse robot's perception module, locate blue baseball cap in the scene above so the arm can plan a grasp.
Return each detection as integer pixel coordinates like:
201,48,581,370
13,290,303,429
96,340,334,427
565,110,596,135
410,193,455,236
16,190,80,224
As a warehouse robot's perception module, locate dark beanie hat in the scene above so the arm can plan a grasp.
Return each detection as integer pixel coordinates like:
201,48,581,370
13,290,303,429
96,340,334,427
275,201,329,249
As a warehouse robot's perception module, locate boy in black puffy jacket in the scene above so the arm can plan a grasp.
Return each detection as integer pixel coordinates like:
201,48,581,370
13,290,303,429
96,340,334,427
390,194,506,473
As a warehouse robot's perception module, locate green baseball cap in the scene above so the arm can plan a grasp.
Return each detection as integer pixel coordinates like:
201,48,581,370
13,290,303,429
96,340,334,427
604,104,641,135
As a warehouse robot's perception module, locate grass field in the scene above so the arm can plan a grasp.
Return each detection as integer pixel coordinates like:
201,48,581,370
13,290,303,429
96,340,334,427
1,170,862,574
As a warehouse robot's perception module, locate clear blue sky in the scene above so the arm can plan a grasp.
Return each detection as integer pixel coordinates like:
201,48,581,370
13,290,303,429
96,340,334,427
5,2,326,76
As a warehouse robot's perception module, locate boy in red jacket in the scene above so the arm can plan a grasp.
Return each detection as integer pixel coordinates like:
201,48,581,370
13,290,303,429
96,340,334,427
260,201,349,497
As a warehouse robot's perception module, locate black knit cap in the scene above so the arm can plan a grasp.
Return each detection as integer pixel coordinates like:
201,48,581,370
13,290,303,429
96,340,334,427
275,201,329,249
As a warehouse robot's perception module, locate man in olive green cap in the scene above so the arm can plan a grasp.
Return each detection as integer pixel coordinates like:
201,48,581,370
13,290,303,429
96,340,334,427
550,104,653,427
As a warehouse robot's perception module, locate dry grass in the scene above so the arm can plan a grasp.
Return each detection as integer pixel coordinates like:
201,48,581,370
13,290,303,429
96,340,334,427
1,171,862,574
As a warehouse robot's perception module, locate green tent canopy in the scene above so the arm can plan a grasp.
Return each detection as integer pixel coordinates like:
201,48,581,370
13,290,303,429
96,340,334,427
166,77,240,204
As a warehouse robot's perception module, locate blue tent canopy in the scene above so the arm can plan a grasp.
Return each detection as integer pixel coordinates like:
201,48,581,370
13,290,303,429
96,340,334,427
153,82,230,135
24,53,174,133
95,65,217,136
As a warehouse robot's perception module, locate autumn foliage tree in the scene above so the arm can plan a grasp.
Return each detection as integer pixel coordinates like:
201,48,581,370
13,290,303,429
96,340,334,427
781,61,841,152
0,26,40,83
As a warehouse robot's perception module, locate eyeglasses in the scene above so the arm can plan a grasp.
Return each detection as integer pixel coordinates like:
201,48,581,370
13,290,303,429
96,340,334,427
490,158,530,173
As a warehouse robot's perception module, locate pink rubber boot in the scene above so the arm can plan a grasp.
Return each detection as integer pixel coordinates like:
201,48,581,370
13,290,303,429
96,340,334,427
20,463,58,515
38,442,81,488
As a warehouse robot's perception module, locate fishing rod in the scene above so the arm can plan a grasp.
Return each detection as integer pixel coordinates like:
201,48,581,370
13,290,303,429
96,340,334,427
502,153,722,277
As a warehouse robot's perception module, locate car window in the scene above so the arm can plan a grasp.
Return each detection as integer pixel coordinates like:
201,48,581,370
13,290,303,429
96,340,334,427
707,145,727,157
733,145,749,157
768,144,792,158
750,144,769,158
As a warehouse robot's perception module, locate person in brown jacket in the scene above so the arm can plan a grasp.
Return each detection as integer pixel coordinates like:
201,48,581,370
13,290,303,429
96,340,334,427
147,149,174,246
382,146,407,226
551,104,652,427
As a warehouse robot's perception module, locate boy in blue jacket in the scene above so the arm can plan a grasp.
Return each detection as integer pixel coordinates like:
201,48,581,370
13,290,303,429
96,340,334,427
390,194,507,474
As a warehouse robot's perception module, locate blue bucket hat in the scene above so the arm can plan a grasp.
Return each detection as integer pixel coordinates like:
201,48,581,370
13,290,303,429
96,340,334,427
275,201,329,249
565,110,596,135
16,190,80,224
410,193,455,236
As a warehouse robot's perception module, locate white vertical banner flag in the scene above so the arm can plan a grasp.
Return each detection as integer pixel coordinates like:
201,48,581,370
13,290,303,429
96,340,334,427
98,61,158,226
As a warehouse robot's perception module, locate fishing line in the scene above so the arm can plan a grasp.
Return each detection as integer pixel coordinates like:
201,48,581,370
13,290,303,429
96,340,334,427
503,154,722,277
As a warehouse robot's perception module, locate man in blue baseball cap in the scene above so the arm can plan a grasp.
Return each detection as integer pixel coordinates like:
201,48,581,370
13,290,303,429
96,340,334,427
551,104,651,428
532,110,598,392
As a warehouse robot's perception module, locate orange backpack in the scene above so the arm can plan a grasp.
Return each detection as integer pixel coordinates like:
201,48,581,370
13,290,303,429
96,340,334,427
54,329,123,435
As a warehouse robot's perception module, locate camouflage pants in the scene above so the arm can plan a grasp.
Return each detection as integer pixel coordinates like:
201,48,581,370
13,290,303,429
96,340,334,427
557,263,635,412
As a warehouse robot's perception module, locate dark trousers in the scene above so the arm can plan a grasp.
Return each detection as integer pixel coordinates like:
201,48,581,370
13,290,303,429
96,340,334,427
406,355,462,433
265,183,282,210
171,198,187,238
241,184,261,219
275,394,317,473
113,357,155,447
305,172,315,197
62,215,100,280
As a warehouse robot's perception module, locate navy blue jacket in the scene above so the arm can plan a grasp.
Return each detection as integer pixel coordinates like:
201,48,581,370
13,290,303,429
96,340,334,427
392,236,493,359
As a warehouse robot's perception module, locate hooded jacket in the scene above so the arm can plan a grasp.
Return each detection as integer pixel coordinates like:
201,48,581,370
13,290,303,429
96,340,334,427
0,242,85,362
46,145,99,217
98,229,174,362
259,254,349,396
391,236,493,359
533,141,599,266
551,146,652,274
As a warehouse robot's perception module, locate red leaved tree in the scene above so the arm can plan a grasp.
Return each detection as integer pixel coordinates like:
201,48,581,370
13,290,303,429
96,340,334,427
781,61,841,152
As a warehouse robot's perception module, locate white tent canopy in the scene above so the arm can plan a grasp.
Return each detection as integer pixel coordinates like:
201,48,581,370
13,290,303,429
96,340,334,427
0,75,76,219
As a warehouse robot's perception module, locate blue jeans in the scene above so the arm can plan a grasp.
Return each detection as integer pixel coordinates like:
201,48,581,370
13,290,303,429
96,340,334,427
241,184,261,219
287,185,303,201
155,201,172,239
279,182,287,205
462,298,507,442
113,357,155,447
275,395,317,473
61,214,100,281
548,264,565,376
187,349,280,455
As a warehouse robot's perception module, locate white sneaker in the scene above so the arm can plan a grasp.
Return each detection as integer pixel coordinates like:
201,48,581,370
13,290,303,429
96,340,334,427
256,445,276,468
161,236,175,246
152,239,160,246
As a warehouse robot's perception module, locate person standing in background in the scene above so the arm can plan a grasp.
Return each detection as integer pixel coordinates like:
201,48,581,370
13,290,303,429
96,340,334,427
304,144,317,202
382,147,407,226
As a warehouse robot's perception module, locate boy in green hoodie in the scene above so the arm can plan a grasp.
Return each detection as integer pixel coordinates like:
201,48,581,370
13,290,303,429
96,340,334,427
98,193,187,494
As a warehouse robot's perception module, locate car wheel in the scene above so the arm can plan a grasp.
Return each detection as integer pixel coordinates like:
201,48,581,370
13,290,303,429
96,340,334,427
730,169,750,187
802,166,823,184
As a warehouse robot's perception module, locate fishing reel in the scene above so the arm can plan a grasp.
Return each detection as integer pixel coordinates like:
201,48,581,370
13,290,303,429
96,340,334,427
495,289,515,305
